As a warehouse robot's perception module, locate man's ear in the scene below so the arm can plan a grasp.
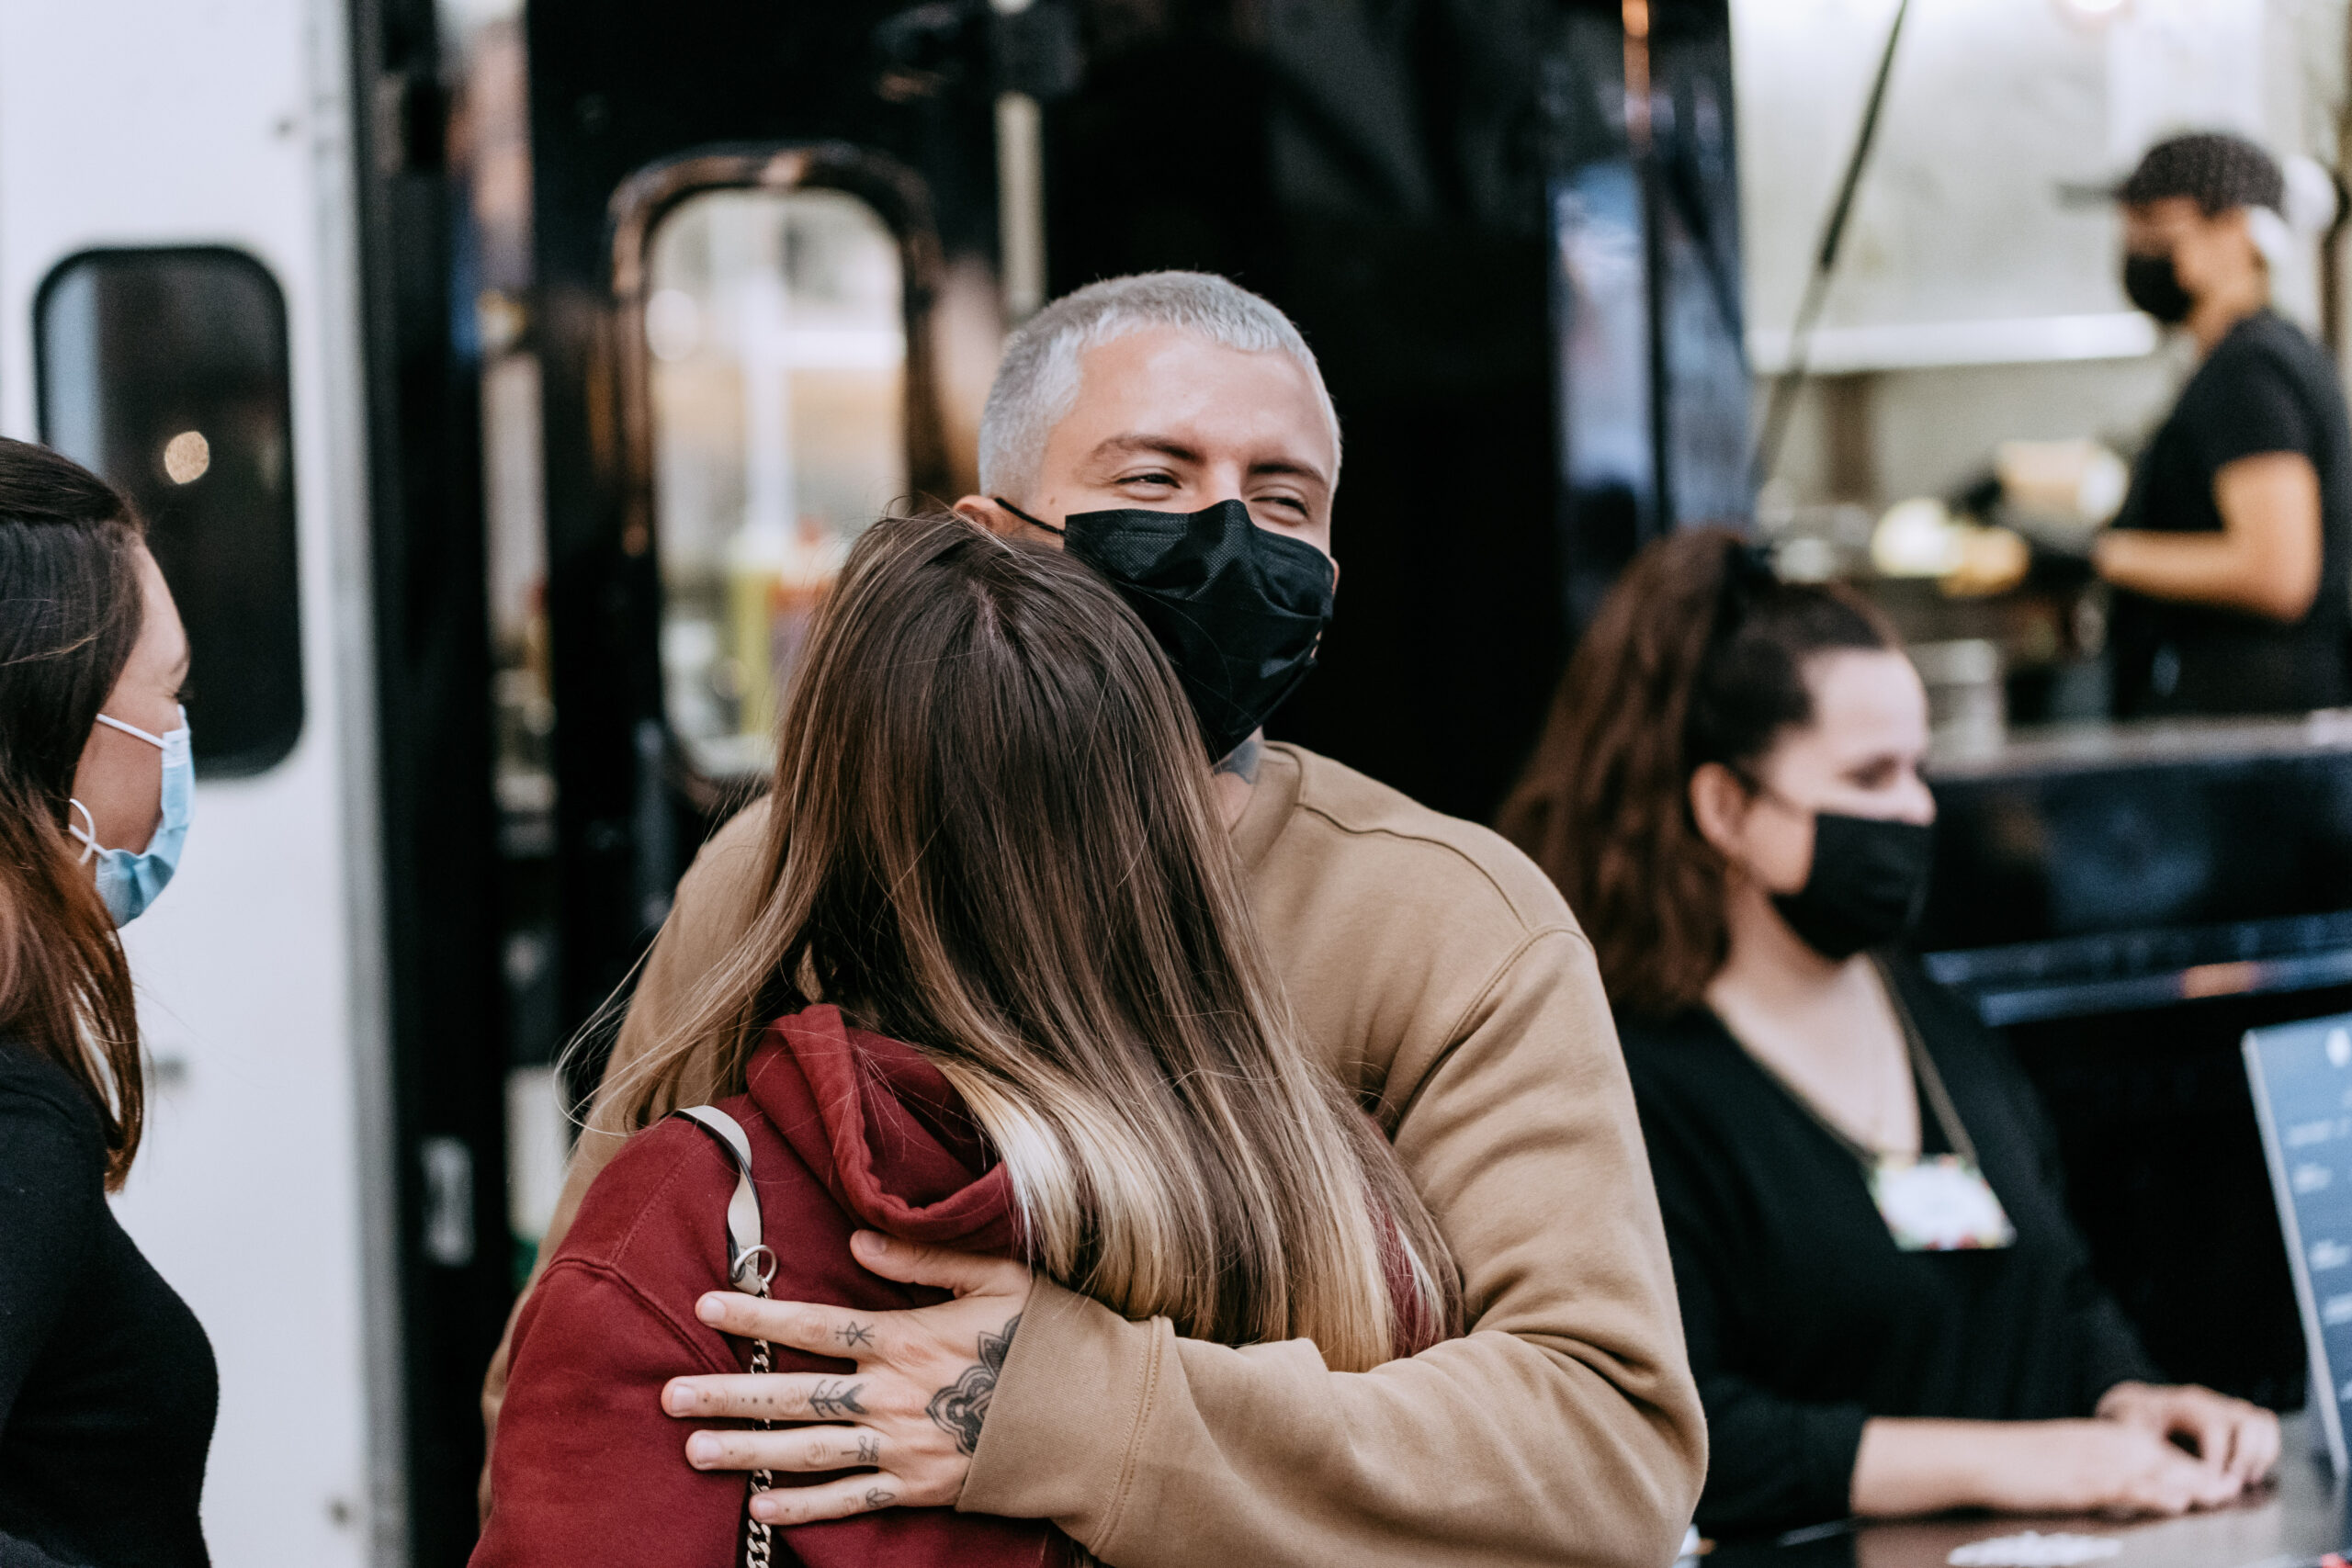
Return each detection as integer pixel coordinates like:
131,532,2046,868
954,494,1021,536
1688,761,1750,863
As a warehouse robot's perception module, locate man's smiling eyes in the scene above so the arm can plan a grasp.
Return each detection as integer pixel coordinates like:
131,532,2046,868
1105,468,1314,522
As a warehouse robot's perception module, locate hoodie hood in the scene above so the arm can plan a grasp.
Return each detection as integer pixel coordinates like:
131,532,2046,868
742,1003,1023,1258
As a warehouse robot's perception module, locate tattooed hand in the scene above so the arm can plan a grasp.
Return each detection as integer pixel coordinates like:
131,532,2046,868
924,1314,1018,1456
664,1231,1035,1527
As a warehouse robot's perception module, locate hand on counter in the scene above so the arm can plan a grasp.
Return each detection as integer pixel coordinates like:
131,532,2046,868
2096,1380,2280,1488
1852,1406,2263,1520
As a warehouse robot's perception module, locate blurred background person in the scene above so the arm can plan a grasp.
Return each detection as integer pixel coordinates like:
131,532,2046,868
2096,131,2352,717
1498,529,2278,1538
0,440,210,1568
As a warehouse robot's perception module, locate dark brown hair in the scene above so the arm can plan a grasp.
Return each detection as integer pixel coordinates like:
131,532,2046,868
0,439,149,1186
602,513,1456,1365
1498,528,1894,1017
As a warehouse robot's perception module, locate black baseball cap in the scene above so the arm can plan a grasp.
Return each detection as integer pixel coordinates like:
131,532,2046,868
2114,131,2284,215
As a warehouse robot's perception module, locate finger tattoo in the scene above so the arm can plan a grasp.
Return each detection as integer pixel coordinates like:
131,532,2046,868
923,1313,1020,1458
853,1432,880,1466
863,1486,896,1511
837,1320,876,1349
808,1380,868,1419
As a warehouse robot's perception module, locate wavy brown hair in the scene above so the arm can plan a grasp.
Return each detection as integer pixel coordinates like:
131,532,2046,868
0,440,149,1187
1497,528,1894,1017
602,513,1456,1367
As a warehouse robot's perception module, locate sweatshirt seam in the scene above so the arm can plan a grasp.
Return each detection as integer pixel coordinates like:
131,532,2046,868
607,1128,737,1268
1282,788,1557,936
1385,925,1586,1125
1088,1315,1166,1556
530,1257,738,1376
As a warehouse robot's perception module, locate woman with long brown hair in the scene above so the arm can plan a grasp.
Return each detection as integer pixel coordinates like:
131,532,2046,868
0,438,210,1568
476,513,1454,1567
1499,528,2274,1538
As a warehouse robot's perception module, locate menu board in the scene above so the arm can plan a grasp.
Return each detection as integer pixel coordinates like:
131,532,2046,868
2245,1013,2352,1476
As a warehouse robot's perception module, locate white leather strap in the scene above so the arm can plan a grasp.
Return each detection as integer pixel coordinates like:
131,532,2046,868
676,1106,773,1293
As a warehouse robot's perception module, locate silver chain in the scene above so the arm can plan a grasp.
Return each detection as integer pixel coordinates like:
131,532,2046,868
743,1278,775,1568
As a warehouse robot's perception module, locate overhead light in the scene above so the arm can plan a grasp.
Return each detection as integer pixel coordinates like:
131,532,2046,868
2053,0,2129,20
162,430,210,485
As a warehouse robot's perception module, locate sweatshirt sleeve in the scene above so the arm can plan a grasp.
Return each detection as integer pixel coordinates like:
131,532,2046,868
474,1258,751,1568
960,928,1706,1568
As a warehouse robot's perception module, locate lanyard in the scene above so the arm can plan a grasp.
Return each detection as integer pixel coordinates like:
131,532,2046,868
1730,955,1983,1170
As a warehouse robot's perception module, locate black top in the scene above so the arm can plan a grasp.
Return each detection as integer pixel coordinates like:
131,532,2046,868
0,1043,215,1568
2109,310,2352,716
1620,961,2158,1538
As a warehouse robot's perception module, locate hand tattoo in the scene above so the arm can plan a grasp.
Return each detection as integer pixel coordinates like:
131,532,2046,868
837,1320,875,1349
853,1432,880,1466
862,1486,896,1511
924,1313,1020,1458
808,1380,868,1419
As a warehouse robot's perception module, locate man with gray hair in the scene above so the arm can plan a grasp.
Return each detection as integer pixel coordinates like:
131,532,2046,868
482,272,1703,1566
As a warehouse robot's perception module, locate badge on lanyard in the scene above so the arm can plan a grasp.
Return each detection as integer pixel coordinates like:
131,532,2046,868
1736,956,2018,1254
1869,1154,2016,1251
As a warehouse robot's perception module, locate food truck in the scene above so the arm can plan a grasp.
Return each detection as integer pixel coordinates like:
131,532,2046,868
1,0,2346,1560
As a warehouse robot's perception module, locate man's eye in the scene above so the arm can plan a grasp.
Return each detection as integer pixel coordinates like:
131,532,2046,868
1123,471,1178,488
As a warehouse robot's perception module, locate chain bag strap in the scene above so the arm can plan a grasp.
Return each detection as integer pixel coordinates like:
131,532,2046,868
675,1106,780,1568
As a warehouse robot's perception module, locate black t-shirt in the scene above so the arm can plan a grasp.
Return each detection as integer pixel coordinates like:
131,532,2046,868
0,1043,216,1568
2109,310,2352,716
1619,960,2158,1538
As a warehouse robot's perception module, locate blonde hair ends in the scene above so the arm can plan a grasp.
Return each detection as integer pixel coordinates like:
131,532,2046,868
597,513,1454,1369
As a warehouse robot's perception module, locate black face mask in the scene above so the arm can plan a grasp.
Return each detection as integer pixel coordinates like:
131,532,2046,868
998,499,1337,760
1770,811,1936,963
2122,252,2195,324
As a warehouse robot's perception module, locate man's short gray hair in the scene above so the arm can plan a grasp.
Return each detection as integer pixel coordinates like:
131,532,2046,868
977,271,1343,501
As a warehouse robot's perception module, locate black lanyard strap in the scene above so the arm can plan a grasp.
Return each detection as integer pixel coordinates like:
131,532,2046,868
1727,955,1982,1169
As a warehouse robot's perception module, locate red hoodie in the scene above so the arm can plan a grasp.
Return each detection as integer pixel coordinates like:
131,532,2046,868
473,1005,1077,1568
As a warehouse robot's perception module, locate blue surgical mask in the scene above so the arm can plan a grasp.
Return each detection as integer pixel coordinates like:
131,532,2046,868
67,705,193,926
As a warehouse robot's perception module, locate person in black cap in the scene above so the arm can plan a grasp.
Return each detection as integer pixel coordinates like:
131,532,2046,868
2095,130,2352,716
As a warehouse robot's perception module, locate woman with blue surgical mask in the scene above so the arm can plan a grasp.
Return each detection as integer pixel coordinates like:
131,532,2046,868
0,437,213,1568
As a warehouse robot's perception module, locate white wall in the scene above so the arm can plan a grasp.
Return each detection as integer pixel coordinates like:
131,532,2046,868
0,3,393,1563
1735,0,2348,505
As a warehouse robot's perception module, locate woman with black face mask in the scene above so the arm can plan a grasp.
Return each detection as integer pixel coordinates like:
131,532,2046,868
1498,530,2278,1538
2096,131,2352,716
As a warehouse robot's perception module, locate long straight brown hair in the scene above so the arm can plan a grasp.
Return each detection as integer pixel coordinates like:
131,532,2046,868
606,513,1455,1367
0,440,150,1187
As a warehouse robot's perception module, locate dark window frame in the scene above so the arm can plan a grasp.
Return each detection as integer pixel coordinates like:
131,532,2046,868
33,243,304,778
606,142,948,807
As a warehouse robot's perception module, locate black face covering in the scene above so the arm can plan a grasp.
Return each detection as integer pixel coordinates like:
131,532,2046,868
2122,252,2195,324
998,499,1337,760
1770,811,1936,963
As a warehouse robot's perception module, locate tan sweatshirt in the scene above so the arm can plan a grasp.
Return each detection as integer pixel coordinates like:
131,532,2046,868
485,742,1704,1566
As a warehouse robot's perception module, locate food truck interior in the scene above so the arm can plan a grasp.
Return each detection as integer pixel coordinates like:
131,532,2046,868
94,0,2352,1556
